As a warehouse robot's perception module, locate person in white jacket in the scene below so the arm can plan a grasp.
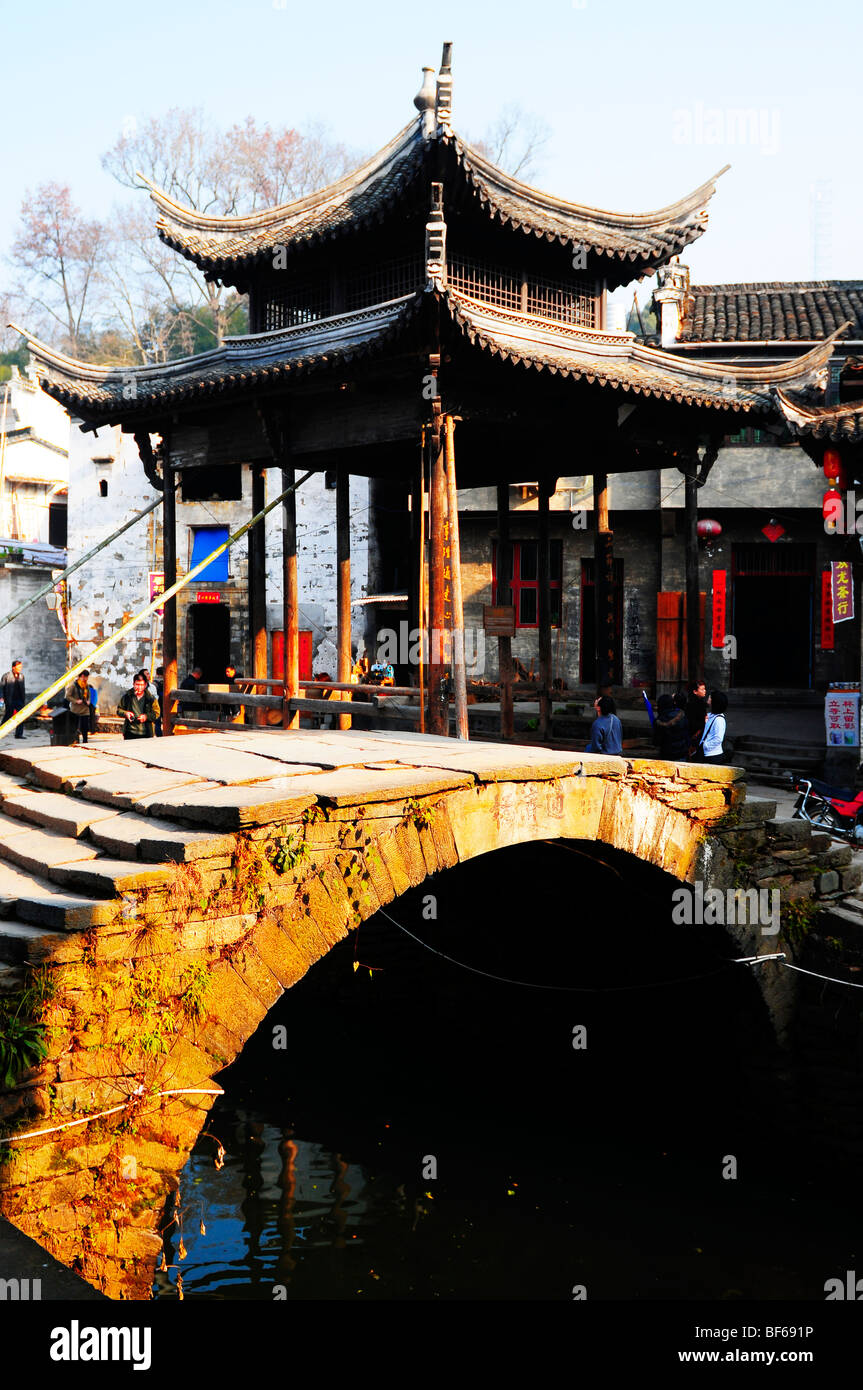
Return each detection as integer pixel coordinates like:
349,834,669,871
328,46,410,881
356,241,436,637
699,690,728,764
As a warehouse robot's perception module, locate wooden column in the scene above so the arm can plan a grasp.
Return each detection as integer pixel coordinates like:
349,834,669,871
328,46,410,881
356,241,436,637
336,464,352,731
593,471,615,692
496,482,514,739
444,415,469,740
161,461,177,737
428,422,448,735
685,463,700,690
538,478,553,740
249,464,268,727
282,463,299,729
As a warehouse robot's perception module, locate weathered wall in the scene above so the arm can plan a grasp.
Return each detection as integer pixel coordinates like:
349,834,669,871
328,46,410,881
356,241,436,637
0,567,67,696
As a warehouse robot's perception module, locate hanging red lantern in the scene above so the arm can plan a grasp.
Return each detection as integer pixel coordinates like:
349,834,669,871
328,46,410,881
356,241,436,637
823,449,845,487
696,519,722,539
823,488,843,533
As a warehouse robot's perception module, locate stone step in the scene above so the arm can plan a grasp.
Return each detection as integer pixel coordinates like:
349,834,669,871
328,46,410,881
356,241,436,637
0,810,102,878
0,920,53,964
48,857,178,896
88,811,236,863
0,789,122,839
0,861,119,933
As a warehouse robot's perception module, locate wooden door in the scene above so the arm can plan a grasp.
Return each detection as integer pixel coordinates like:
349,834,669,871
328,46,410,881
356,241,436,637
656,592,706,684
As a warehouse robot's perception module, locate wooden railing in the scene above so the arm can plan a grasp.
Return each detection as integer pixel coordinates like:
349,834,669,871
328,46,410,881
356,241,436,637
167,680,422,731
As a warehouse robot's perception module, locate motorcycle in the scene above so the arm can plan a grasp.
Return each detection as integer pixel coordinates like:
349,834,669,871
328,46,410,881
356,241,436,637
791,775,863,844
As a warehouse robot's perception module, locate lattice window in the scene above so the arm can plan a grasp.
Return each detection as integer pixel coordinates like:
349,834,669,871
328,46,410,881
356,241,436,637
344,255,425,310
449,255,598,328
448,256,522,312
263,276,329,330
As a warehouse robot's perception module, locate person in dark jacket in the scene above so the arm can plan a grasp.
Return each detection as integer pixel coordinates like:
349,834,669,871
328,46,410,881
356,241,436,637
585,695,623,755
178,666,202,717
1,660,26,737
686,680,708,756
65,669,92,745
653,693,690,761
118,672,160,739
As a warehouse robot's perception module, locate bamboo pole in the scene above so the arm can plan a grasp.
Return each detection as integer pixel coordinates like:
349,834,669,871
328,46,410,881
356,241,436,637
336,465,352,731
0,471,315,740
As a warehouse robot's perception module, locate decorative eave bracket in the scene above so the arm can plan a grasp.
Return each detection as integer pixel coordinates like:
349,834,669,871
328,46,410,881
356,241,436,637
425,181,447,291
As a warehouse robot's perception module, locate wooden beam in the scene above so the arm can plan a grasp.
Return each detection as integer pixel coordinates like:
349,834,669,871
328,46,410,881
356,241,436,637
593,471,615,692
444,415,469,740
282,462,299,728
538,478,553,739
428,421,448,735
249,464,268,726
161,459,177,737
496,483,514,739
336,464,352,730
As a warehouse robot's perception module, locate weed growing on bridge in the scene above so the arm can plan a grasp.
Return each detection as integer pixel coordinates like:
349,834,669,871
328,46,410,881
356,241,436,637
0,966,56,1090
266,832,309,876
403,797,438,830
780,898,823,954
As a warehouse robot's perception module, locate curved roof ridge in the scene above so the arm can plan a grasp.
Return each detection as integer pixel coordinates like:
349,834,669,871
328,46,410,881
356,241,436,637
146,117,423,235
448,131,729,231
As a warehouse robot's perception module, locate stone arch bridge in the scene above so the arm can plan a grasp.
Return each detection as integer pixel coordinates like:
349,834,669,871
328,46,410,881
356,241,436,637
0,729,852,1297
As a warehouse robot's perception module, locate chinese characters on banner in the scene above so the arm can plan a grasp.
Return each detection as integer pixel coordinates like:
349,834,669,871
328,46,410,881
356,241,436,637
821,571,835,649
711,570,726,648
148,571,165,619
831,560,854,624
825,690,860,747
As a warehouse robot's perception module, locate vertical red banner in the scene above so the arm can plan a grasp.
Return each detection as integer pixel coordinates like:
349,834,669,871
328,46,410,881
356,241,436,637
711,570,726,649
821,571,835,649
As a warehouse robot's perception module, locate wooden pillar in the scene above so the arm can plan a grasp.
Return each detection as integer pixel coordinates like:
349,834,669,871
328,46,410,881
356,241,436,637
538,478,553,740
282,463,299,729
685,464,700,690
249,464,268,726
161,462,177,737
428,422,448,735
496,482,514,739
593,471,615,692
444,416,469,740
336,464,352,731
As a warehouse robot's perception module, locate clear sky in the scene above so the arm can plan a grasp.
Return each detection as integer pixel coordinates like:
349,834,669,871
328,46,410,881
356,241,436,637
2,0,860,309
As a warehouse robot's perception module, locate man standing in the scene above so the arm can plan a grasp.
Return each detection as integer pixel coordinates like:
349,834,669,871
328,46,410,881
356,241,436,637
118,671,160,739
686,680,708,756
1,660,26,738
65,669,92,745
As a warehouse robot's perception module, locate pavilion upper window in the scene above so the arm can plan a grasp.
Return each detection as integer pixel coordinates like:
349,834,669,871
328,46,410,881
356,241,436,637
255,250,600,333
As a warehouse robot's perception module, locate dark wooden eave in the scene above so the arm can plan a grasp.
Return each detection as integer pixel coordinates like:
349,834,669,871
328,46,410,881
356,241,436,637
775,388,863,445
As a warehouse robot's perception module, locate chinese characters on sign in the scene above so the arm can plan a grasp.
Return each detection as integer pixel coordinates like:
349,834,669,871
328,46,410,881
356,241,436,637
711,570,726,648
821,571,835,649
831,560,854,624
825,690,860,747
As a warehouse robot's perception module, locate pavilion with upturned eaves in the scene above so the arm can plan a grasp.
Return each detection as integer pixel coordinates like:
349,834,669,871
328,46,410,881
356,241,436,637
15,43,841,737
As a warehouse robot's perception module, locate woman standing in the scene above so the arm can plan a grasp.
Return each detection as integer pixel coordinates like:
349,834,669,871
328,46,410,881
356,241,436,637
585,695,623,755
699,690,728,764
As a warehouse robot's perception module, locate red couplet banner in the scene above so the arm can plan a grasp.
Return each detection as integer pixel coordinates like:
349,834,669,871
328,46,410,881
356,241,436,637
711,570,726,648
821,571,835,649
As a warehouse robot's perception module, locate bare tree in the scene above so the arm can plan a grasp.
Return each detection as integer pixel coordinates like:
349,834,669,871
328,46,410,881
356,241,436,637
471,103,551,182
101,110,357,357
9,183,108,357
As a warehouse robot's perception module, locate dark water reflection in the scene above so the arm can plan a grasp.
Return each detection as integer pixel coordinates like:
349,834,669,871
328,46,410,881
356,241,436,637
153,840,862,1300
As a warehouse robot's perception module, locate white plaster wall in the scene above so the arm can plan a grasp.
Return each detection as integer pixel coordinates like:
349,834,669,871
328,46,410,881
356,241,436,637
0,567,67,697
65,422,370,709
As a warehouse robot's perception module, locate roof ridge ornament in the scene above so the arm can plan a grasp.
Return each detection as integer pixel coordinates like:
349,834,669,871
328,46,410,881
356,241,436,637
436,41,453,128
425,182,446,289
414,66,436,139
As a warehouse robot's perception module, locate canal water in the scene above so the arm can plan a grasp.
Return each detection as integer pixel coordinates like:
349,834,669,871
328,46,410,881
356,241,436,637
152,839,862,1301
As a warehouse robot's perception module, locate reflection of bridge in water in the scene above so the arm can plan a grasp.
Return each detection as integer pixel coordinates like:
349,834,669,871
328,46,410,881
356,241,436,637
0,729,820,1297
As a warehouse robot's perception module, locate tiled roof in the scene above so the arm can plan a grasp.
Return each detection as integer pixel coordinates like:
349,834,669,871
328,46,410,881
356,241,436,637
681,282,863,343
10,296,423,424
15,288,839,428
775,389,863,444
447,294,837,412
148,114,726,285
